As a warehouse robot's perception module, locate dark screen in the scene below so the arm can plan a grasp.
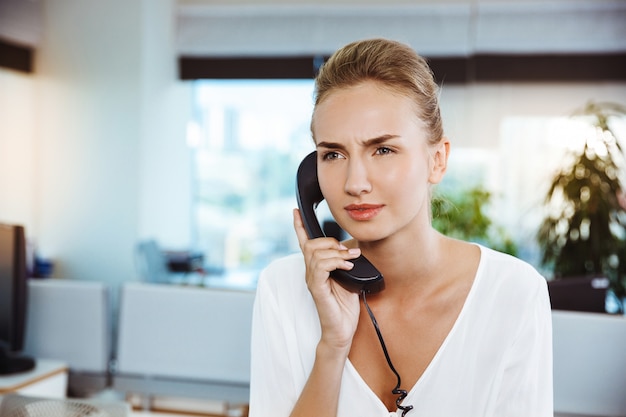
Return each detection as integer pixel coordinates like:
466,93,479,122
548,276,609,313
0,223,35,374
0,223,27,352
0,224,16,347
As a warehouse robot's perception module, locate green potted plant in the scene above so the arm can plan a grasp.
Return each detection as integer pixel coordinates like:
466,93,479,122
432,185,517,256
537,101,626,312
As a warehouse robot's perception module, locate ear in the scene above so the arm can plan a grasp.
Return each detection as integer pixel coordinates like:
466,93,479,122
428,137,450,184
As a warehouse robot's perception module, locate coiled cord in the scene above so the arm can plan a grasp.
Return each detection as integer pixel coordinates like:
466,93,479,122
361,290,414,416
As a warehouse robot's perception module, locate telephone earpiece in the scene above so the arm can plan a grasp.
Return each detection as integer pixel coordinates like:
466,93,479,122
295,151,384,293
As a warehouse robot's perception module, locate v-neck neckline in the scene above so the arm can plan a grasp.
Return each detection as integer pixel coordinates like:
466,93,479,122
344,244,486,413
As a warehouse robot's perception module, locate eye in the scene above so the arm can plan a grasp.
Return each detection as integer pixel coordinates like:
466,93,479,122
375,146,394,156
321,151,343,161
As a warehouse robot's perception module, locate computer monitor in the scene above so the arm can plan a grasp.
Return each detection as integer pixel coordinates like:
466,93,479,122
547,276,609,313
0,222,36,375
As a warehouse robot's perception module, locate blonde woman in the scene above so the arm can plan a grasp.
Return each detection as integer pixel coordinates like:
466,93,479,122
250,38,553,417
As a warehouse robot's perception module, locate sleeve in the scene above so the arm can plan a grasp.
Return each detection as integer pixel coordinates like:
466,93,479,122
493,275,554,417
248,265,299,417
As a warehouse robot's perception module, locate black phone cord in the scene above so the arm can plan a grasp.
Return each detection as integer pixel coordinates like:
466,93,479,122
361,290,414,416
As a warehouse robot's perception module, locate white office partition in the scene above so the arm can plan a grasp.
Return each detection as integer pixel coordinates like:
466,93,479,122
553,310,626,417
24,279,111,373
116,282,255,385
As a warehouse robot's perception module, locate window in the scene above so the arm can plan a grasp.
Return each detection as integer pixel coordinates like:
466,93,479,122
188,79,626,287
497,115,626,272
189,80,315,286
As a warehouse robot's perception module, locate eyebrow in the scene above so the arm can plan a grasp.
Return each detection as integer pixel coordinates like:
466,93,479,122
317,134,399,150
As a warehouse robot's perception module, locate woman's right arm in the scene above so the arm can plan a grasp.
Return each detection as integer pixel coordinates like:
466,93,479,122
289,209,362,417
289,339,352,416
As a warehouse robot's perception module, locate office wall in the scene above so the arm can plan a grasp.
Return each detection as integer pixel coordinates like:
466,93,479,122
0,70,37,233
35,0,141,283
137,2,193,253
0,0,192,284
439,82,626,150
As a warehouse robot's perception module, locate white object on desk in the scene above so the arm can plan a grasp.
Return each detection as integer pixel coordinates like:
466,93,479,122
24,279,111,373
117,282,255,384
553,310,626,416
114,282,254,410
0,359,68,398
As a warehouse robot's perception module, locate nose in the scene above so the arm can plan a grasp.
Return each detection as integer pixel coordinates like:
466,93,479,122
344,158,372,196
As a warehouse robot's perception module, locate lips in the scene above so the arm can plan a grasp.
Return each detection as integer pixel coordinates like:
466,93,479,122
344,204,384,221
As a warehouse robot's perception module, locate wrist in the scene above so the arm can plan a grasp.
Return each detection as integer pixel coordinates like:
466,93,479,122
316,338,351,363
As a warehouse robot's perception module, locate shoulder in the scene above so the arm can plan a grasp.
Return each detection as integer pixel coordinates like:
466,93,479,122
256,252,309,303
253,253,319,340
475,245,548,303
469,246,552,342
259,252,305,284
478,245,545,283
262,252,304,270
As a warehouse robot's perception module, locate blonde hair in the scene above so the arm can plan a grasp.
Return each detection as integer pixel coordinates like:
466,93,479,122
313,38,444,145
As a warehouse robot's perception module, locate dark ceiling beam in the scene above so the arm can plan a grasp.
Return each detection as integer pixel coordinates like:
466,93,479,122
0,38,33,73
179,53,626,83
178,56,317,80
6,44,624,82
472,54,626,83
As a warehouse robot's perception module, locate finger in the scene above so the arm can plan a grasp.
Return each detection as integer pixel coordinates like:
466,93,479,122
293,208,310,249
312,247,361,265
303,248,360,292
293,208,346,249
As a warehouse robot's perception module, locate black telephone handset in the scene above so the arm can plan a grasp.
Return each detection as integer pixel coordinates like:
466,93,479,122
296,151,385,294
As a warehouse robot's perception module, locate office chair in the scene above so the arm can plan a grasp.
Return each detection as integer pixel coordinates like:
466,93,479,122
135,239,171,283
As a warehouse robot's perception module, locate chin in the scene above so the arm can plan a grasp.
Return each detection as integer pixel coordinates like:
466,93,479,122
344,227,389,244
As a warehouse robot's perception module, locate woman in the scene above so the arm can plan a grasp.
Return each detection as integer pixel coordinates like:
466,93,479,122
250,38,552,417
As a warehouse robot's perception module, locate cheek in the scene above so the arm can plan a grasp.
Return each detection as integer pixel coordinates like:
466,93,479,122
318,167,341,201
382,158,428,186
318,172,346,221
377,160,430,203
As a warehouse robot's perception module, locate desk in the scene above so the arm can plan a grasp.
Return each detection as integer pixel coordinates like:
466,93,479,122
0,359,68,398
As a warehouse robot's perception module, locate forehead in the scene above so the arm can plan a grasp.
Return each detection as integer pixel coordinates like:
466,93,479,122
316,80,410,110
311,81,422,140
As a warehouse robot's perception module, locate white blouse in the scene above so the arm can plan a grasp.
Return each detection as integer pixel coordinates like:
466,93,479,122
249,245,553,417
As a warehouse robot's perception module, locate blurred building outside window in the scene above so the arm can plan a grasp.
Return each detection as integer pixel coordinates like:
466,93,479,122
188,80,315,288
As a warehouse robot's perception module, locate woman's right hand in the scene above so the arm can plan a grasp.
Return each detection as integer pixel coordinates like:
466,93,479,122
293,209,361,353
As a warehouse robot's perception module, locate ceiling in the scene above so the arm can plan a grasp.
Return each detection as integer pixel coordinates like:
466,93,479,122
176,0,626,57
1,0,625,57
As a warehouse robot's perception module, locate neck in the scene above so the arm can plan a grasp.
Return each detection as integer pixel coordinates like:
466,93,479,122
358,227,446,293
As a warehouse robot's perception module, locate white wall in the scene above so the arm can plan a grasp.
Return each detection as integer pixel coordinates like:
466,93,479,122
439,82,626,150
35,0,141,282
0,70,37,233
138,2,193,250
1,0,191,284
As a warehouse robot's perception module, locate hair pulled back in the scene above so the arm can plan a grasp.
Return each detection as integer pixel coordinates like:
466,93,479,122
313,38,444,145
